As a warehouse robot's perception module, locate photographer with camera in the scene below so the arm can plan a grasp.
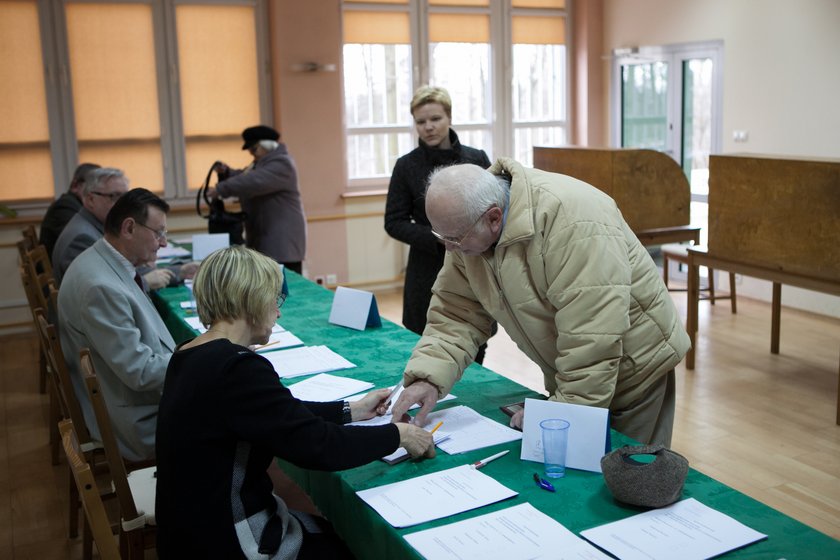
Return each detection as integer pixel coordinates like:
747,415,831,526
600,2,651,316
208,125,307,274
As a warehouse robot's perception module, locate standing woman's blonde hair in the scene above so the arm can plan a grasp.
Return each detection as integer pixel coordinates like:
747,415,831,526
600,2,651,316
410,85,452,118
193,246,283,329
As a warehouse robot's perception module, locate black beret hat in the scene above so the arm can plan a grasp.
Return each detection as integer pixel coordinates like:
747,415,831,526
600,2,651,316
601,444,689,508
242,125,280,150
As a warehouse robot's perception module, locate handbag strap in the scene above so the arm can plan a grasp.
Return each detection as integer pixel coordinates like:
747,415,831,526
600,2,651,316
195,161,221,220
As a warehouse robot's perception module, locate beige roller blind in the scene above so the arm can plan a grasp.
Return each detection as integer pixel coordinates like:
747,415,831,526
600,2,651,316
344,11,410,44
430,13,489,43
512,0,565,8
430,0,488,6
512,15,565,45
66,2,163,190
0,0,54,199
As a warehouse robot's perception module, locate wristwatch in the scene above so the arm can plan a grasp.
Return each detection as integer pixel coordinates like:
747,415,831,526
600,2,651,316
342,400,352,424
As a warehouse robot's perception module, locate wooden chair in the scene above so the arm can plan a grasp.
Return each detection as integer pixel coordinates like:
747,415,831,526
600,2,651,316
35,306,105,548
661,243,737,313
19,244,55,396
59,419,122,560
17,224,39,259
19,264,61,465
80,349,157,560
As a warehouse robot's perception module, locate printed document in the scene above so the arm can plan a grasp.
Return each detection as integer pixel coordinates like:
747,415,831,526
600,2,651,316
263,345,356,378
357,464,517,527
404,503,611,560
287,373,373,402
425,405,522,454
580,498,767,560
254,330,304,352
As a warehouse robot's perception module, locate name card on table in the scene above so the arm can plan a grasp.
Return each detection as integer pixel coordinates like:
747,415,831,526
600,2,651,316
328,286,382,331
520,398,610,473
192,233,230,260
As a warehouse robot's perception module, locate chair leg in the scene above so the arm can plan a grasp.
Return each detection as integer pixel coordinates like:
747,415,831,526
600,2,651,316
663,254,670,288
39,350,48,394
67,464,80,538
83,514,93,560
49,384,61,466
729,272,737,313
708,267,716,304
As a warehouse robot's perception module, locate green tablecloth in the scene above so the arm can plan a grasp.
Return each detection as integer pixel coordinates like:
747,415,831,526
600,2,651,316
155,271,840,559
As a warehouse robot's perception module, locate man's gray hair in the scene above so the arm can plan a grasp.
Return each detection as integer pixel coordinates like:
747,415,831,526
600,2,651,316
83,167,126,195
257,139,279,152
427,164,508,222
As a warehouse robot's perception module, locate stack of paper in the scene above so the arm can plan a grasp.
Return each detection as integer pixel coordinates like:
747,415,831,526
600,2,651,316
405,503,611,560
287,373,373,402
357,465,517,527
254,330,304,352
263,345,356,378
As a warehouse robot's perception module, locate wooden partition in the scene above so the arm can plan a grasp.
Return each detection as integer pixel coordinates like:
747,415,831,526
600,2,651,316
685,153,840,422
533,147,697,244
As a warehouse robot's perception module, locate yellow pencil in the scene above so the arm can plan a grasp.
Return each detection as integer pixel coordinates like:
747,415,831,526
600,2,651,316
430,421,443,434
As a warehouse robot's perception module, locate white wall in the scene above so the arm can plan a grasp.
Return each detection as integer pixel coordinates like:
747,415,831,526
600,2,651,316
603,0,840,318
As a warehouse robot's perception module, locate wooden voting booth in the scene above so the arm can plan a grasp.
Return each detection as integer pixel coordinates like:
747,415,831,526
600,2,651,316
533,147,699,245
685,154,840,422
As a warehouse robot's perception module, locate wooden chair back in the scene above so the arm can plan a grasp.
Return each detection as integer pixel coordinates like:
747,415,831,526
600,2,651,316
59,419,122,560
17,225,39,260
35,308,98,449
79,349,142,524
25,244,57,314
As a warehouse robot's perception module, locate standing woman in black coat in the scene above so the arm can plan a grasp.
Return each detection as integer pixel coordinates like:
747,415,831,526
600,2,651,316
384,86,494,363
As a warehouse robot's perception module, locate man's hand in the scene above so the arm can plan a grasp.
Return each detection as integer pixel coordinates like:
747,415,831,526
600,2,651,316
391,380,439,426
178,261,199,281
509,408,525,430
143,268,175,291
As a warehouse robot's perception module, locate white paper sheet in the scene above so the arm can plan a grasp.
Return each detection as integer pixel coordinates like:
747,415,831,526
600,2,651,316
580,498,768,560
183,316,206,333
357,464,517,528
404,502,612,560
380,431,452,465
263,345,356,378
328,286,381,330
157,245,191,258
191,233,230,260
425,405,522,455
287,373,373,402
520,398,609,473
254,330,304,352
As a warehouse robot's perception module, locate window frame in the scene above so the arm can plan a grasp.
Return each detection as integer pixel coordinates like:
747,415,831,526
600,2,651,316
341,0,570,190
7,0,270,209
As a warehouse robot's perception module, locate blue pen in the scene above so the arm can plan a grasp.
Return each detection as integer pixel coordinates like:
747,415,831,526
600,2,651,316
533,473,556,492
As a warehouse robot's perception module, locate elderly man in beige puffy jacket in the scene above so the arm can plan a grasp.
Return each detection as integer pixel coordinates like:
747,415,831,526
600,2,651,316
390,158,690,446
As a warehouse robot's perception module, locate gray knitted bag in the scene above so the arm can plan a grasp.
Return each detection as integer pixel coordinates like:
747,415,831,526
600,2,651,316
601,444,689,508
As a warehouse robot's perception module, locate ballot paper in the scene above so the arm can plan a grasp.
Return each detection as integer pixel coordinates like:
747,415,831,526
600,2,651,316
580,498,768,560
262,345,356,378
287,373,373,402
404,503,611,560
156,245,191,259
425,405,522,455
357,464,517,528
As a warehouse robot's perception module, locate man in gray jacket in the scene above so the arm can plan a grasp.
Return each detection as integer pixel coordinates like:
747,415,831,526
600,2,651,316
58,188,175,461
391,159,690,446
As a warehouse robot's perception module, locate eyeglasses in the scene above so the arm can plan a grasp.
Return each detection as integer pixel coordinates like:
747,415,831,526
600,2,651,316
430,207,493,247
277,292,287,308
90,190,123,202
136,221,168,241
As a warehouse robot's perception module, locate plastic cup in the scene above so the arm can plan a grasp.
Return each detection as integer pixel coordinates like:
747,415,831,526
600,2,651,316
540,418,570,478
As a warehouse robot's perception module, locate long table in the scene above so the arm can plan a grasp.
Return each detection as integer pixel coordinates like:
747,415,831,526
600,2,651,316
155,271,840,559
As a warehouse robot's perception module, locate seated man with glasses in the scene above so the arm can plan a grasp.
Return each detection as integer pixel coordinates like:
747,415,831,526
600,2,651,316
391,159,691,447
58,188,176,462
52,167,195,288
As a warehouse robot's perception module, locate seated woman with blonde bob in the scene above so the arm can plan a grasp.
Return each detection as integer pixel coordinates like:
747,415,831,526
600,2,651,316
155,246,434,559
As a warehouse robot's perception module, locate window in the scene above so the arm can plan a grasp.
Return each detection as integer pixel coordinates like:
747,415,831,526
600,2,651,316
0,0,268,204
342,0,569,185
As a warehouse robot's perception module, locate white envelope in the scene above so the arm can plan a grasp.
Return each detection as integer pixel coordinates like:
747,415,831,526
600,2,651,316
520,398,610,473
191,233,230,260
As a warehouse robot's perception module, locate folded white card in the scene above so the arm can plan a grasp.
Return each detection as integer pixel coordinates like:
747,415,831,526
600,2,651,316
191,233,230,260
328,286,381,331
520,398,610,473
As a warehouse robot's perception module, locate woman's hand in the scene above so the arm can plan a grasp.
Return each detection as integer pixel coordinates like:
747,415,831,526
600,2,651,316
395,423,436,459
348,388,391,422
